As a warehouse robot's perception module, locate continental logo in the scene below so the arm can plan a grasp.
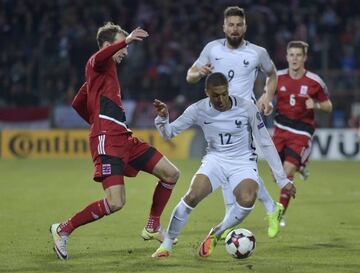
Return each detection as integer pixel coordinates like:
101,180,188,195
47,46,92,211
1,129,195,159
2,130,89,158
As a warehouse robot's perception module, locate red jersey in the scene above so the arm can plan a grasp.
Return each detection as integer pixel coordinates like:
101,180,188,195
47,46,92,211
72,40,131,137
274,69,329,137
72,82,90,124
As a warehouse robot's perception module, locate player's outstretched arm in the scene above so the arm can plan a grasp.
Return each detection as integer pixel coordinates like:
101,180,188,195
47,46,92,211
247,103,294,192
257,67,277,116
154,99,197,140
153,99,173,140
93,27,149,68
125,27,149,44
305,96,333,113
186,64,213,84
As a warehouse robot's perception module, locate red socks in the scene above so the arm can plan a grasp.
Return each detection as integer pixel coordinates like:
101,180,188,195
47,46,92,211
279,188,291,213
279,175,294,214
146,181,175,231
58,180,176,235
59,198,111,235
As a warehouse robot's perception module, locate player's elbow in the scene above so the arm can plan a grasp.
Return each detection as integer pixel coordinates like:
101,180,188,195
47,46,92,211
325,101,333,113
186,73,194,83
162,134,172,141
186,69,199,84
71,102,82,117
319,100,333,113
71,100,80,111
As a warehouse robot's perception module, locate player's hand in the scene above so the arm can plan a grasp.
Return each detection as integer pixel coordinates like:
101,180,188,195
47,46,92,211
153,99,169,118
125,27,149,44
198,63,213,77
282,182,296,199
257,93,273,116
305,96,317,110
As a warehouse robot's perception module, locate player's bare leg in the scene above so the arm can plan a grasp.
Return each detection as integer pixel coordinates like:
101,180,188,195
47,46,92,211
142,156,179,242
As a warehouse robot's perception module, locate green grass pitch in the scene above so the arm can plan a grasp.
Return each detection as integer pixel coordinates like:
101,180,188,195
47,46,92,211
0,159,359,273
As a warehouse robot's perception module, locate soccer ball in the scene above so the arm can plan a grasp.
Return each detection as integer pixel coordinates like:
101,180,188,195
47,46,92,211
225,228,256,259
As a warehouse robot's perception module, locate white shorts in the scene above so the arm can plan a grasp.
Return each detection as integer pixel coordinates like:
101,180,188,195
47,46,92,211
195,153,259,196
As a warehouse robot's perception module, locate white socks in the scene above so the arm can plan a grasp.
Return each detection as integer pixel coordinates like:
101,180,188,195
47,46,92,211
162,199,194,250
257,177,276,213
214,202,254,237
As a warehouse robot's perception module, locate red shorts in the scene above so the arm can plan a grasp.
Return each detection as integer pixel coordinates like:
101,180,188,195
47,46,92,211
272,127,312,168
89,134,163,187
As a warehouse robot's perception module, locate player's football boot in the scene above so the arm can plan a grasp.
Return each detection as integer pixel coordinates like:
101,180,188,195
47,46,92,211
279,216,286,227
219,228,232,241
141,227,178,244
299,166,309,181
50,223,68,260
151,245,171,258
141,227,165,242
267,202,284,238
198,228,219,257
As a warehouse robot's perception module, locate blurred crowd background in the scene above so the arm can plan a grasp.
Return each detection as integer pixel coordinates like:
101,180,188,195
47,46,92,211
1,0,360,128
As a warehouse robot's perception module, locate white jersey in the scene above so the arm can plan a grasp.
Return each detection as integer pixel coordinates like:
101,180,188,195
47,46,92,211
194,39,274,101
155,96,289,188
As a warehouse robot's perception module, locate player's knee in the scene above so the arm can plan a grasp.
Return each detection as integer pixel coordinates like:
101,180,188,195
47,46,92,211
183,192,201,208
283,161,297,177
285,171,296,182
107,198,126,212
163,166,180,184
237,192,256,208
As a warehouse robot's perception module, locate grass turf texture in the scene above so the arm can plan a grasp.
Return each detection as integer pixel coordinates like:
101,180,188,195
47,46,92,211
0,159,359,273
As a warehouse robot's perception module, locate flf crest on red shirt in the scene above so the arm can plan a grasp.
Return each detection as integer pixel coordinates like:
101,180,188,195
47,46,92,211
299,85,308,96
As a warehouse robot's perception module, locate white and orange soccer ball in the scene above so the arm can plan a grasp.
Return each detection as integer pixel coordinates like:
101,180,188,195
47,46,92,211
224,228,256,259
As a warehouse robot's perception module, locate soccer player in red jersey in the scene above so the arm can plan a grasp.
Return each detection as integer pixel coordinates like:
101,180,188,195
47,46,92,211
50,22,180,260
272,41,332,226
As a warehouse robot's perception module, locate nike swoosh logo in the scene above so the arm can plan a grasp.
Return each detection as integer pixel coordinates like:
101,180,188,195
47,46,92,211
204,121,213,124
215,57,223,60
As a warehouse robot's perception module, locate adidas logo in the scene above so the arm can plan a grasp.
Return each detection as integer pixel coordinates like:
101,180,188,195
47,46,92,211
280,86,286,92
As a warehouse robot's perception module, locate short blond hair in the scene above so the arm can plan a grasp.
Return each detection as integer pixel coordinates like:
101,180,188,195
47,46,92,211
96,22,129,48
287,40,309,55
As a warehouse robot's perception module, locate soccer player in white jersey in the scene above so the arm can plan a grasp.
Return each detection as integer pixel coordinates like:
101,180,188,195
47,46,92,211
186,6,283,238
151,72,296,258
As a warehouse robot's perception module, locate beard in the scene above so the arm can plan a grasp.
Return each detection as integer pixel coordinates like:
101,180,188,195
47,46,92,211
226,34,244,48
